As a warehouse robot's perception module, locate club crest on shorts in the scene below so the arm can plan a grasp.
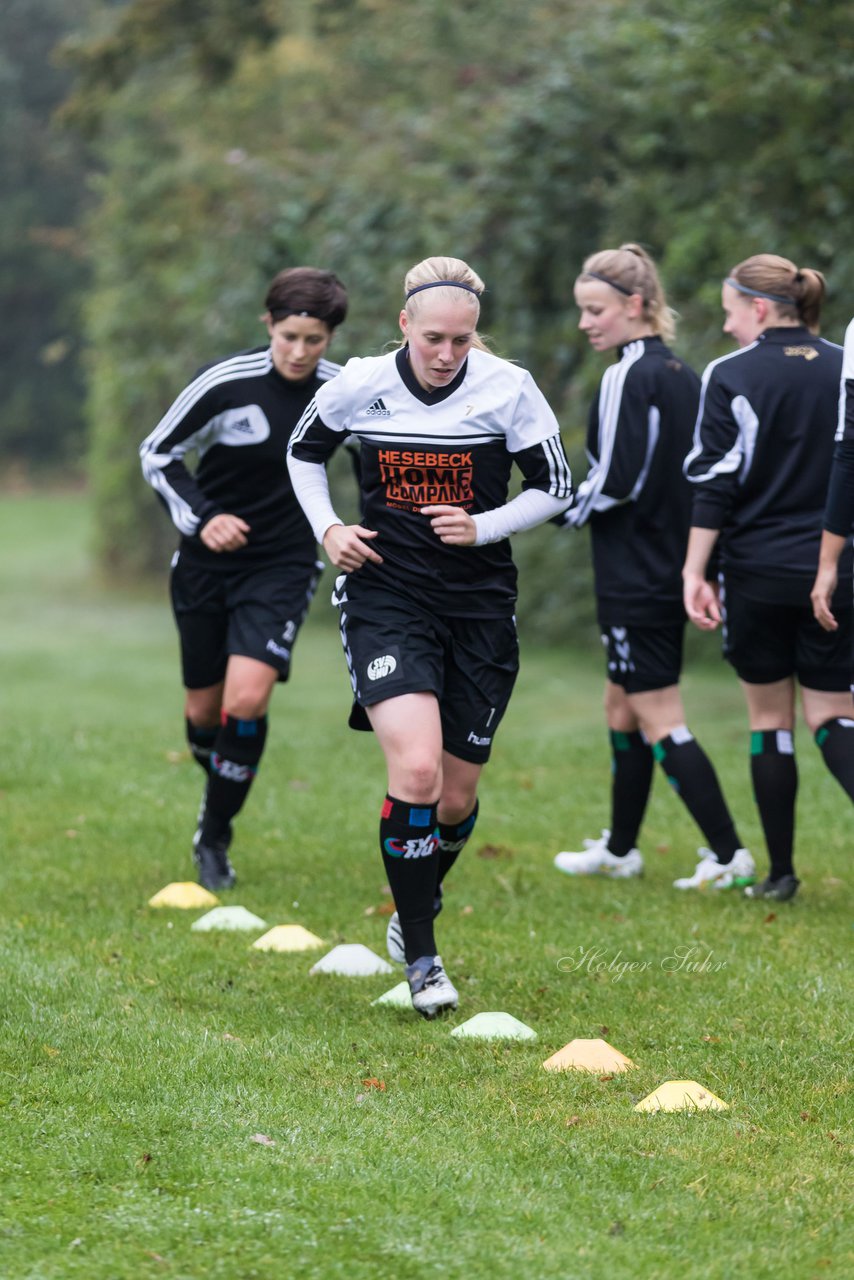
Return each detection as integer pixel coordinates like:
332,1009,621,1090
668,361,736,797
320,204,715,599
367,654,397,681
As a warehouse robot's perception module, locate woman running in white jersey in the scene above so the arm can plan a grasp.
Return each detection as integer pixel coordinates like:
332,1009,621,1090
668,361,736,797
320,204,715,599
288,255,573,1017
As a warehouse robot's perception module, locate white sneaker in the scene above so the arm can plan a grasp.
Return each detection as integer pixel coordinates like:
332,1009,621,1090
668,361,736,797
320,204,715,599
406,955,459,1019
673,847,756,891
554,830,643,878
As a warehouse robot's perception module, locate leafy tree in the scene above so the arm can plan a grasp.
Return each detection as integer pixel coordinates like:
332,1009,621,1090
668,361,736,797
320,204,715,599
67,0,854,645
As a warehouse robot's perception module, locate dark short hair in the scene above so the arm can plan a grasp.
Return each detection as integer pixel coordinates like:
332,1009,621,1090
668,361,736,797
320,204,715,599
265,267,348,329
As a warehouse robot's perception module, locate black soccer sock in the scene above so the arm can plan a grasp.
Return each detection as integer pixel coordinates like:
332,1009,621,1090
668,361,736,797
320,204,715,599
380,794,440,964
653,727,741,862
186,718,217,777
751,729,797,880
815,717,854,802
200,713,268,843
608,729,654,855
436,801,479,893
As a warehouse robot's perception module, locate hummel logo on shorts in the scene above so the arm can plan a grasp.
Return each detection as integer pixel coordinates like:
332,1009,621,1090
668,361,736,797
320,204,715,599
365,398,391,417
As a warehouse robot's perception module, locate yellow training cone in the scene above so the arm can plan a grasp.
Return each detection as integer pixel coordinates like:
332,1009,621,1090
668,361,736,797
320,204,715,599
634,1081,728,1113
543,1037,636,1073
148,882,219,909
251,924,325,952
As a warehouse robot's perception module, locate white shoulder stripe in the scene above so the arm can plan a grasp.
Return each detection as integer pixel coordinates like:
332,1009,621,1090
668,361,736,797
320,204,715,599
541,433,573,497
140,349,273,457
573,340,645,523
290,398,322,450
683,341,759,479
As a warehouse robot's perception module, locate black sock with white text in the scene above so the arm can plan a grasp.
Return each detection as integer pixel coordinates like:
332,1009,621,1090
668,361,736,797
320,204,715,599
380,795,440,964
200,713,268,843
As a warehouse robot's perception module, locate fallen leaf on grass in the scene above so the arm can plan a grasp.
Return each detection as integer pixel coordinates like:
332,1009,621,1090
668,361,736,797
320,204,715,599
136,1153,153,1167
800,1112,814,1122
598,1075,614,1083
477,843,513,860
702,1035,720,1043
655,844,670,854
599,1025,610,1034
608,1221,625,1237
165,750,187,764
250,1133,276,1147
763,913,777,924
65,829,78,838
362,1078,386,1091
565,1115,581,1127
460,905,474,916
222,1033,243,1043
145,1252,169,1265
43,1045,60,1057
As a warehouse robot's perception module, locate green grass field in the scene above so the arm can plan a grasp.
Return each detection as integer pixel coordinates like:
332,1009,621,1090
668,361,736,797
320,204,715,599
1,492,851,1279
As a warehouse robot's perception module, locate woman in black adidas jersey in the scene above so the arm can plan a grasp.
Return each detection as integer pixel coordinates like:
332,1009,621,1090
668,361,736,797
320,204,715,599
287,255,573,1018
140,267,348,891
553,244,753,893
684,254,854,901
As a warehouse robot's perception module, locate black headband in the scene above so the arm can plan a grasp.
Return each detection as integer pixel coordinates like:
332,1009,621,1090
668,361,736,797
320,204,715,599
724,278,798,307
405,281,481,301
583,270,637,297
268,307,322,321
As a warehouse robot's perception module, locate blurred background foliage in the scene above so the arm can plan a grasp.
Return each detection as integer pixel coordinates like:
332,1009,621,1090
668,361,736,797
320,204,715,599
4,0,853,643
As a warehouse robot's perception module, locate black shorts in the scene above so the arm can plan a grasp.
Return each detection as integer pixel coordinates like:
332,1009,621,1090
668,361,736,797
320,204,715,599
170,553,322,689
721,580,851,690
599,622,684,694
335,580,519,764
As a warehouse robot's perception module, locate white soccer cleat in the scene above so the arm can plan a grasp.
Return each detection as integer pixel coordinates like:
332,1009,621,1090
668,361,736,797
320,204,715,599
673,847,755,891
405,955,459,1019
554,830,643,878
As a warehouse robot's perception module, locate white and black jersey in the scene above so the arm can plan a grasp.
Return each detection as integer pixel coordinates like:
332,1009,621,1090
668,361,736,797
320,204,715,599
685,325,850,599
140,347,340,570
823,317,854,536
567,336,700,625
288,346,572,616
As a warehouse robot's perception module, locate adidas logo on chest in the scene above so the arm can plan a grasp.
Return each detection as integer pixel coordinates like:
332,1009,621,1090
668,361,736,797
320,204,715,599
364,398,391,417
